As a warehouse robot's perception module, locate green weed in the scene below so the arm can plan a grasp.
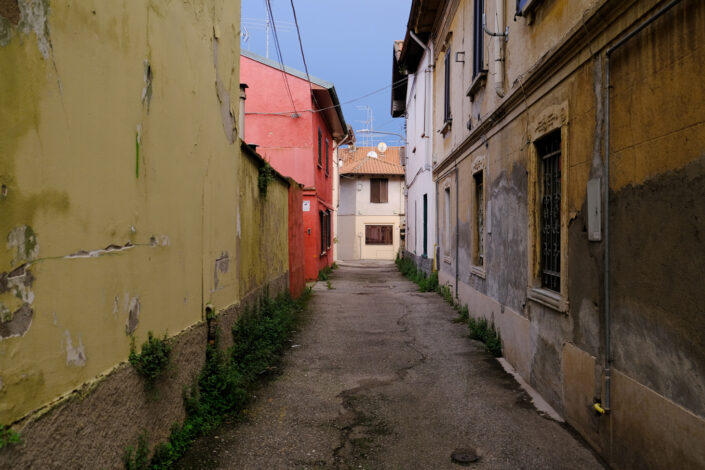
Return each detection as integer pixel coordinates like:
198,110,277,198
0,426,21,449
468,316,502,357
129,332,171,389
318,265,333,281
125,290,310,469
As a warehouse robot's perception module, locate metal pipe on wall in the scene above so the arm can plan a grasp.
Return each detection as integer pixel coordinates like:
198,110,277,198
599,0,683,414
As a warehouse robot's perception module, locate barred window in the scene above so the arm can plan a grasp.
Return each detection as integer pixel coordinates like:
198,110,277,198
537,131,561,292
474,171,484,266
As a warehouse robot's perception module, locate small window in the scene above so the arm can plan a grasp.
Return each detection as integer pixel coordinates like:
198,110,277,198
537,130,561,292
365,225,393,245
317,129,322,168
326,209,332,249
444,187,451,255
473,171,484,266
320,210,326,254
443,48,452,124
473,0,486,78
325,139,330,175
370,178,388,203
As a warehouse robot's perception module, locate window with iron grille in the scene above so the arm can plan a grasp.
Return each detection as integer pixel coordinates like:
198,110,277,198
473,0,485,78
444,48,451,124
326,209,331,250
537,130,561,292
365,225,393,245
474,171,484,266
370,178,388,203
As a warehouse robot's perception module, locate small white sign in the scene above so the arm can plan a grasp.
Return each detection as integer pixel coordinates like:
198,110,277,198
303,201,311,212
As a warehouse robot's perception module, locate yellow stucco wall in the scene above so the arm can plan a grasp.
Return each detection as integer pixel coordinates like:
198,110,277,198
0,0,288,425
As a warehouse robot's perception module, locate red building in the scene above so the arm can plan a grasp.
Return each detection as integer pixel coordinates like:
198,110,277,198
241,50,348,280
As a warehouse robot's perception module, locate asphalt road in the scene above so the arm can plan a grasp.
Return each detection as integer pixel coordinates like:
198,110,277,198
176,261,604,469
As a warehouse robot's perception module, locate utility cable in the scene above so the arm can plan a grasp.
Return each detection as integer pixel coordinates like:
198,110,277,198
289,0,315,102
265,0,298,116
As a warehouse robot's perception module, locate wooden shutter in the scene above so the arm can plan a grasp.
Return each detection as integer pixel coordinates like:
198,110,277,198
380,179,388,203
371,179,380,203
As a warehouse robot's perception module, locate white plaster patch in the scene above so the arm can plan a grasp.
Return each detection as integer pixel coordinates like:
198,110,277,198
113,296,119,315
65,330,86,367
64,242,134,259
7,225,39,265
18,0,51,59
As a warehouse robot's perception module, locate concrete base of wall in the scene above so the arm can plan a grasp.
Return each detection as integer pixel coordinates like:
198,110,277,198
0,274,289,470
402,250,434,276
443,272,705,470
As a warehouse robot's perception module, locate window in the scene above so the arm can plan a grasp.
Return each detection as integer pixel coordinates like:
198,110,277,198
326,209,331,250
319,210,326,254
537,130,561,292
473,171,484,266
444,187,451,256
317,128,322,167
325,139,330,175
443,48,452,125
422,194,428,257
370,178,388,203
365,225,393,245
473,0,486,78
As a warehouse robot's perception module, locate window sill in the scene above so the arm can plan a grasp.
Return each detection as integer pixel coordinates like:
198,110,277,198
466,71,487,101
527,287,569,313
471,265,486,279
440,119,452,137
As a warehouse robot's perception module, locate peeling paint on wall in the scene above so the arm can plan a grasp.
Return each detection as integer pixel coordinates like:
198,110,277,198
64,330,86,367
7,225,39,266
0,264,35,340
213,251,230,290
135,124,142,179
125,296,139,335
213,33,236,144
64,241,134,259
0,0,51,57
141,60,153,111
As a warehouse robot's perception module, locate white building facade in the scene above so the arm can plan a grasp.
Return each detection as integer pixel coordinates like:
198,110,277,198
337,147,405,260
392,39,436,273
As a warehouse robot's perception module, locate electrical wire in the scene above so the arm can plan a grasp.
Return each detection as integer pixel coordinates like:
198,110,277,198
289,0,314,101
245,75,410,116
265,0,298,115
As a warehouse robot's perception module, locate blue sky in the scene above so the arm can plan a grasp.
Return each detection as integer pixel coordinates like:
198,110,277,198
241,0,412,148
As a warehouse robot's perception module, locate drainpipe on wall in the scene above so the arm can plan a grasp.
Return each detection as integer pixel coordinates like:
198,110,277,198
493,0,506,98
595,0,683,416
455,164,459,299
239,84,248,139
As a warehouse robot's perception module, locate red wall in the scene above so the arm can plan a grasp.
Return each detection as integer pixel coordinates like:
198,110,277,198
241,55,337,281
288,181,305,298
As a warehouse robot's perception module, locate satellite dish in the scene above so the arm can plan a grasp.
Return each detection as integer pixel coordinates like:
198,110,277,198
377,142,388,153
367,151,378,159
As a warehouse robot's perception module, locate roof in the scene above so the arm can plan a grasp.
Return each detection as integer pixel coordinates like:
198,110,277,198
241,49,348,141
339,146,405,176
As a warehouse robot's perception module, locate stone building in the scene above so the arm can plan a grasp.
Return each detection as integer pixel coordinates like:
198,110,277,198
395,0,705,467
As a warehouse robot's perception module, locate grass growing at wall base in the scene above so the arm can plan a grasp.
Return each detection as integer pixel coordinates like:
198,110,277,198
0,426,21,450
395,253,502,357
128,332,171,390
123,289,311,469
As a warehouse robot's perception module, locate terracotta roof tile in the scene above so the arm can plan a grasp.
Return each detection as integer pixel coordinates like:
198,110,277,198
339,146,405,176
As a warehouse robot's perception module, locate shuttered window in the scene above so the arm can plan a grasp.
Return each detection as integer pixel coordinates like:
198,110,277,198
365,225,393,245
370,178,388,203
537,130,561,292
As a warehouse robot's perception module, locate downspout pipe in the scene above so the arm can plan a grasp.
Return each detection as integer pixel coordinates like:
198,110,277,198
455,165,459,298
493,0,505,97
598,0,682,415
410,30,434,169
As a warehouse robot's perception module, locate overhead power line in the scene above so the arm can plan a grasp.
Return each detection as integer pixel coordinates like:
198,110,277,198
245,75,409,117
264,0,298,116
289,0,314,101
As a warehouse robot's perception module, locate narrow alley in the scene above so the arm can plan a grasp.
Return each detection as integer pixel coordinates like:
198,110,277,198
176,262,603,469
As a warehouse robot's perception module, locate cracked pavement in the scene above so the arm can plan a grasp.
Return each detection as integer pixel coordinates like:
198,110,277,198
176,261,604,469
